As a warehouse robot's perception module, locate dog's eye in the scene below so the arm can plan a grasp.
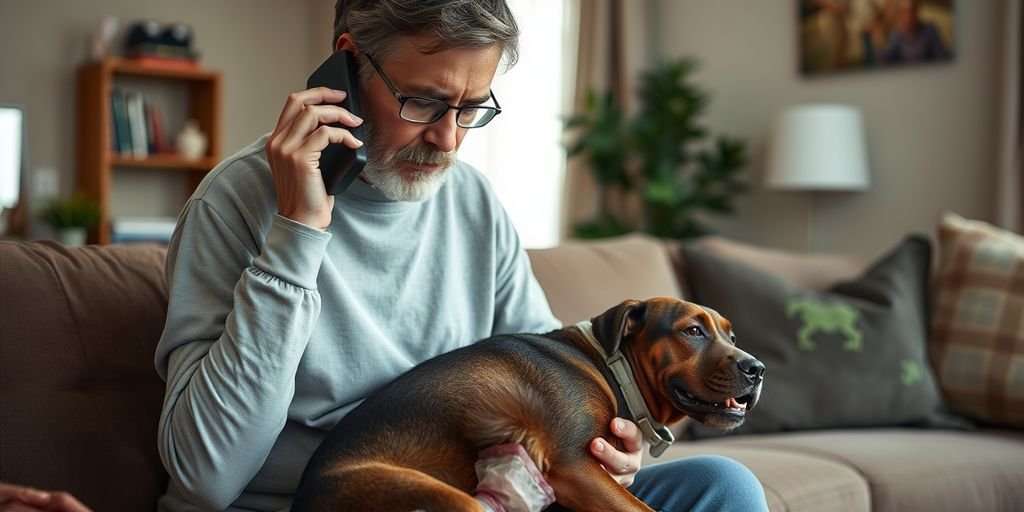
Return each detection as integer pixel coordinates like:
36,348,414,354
682,326,703,337
730,334,737,345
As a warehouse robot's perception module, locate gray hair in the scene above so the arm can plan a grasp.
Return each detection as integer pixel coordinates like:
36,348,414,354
333,0,520,76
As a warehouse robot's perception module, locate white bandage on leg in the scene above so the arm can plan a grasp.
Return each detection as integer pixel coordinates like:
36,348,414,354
472,443,555,512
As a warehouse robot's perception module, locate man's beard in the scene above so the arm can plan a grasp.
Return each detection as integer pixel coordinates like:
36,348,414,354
359,120,457,202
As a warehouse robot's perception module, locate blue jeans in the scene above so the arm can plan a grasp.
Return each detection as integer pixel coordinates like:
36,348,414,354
629,455,769,512
546,455,768,511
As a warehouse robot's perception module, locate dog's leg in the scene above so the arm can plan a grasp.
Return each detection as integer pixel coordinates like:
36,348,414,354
300,461,484,512
545,459,654,512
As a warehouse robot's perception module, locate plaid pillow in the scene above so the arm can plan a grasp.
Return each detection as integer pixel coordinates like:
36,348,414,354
930,212,1024,428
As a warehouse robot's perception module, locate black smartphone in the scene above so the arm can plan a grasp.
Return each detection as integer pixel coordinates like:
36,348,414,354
306,50,368,195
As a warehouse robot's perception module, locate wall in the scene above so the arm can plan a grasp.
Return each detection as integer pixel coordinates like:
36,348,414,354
651,1,1001,258
1,0,1001,257
0,0,337,235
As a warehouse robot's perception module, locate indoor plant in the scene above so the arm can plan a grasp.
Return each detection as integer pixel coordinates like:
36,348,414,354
566,57,747,239
38,193,101,245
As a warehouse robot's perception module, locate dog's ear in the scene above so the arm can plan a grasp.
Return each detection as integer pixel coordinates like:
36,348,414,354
591,299,644,355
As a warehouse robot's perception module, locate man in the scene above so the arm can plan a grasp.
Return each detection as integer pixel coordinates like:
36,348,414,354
155,1,769,510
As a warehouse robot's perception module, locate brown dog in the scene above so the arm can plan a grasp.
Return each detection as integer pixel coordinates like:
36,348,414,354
292,298,764,511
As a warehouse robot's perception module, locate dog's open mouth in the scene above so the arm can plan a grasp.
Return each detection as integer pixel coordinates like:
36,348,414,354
672,387,754,414
670,380,759,430
675,389,749,413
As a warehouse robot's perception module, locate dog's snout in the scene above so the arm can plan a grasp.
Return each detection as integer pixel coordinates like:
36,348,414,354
737,357,765,384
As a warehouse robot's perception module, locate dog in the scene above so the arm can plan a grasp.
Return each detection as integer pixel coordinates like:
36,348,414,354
292,297,765,511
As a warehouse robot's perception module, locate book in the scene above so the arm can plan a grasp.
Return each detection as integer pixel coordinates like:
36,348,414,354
147,103,170,154
110,87,132,155
125,91,148,158
110,216,177,244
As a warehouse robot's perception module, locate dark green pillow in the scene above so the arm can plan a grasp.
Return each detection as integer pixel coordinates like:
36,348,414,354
681,235,966,438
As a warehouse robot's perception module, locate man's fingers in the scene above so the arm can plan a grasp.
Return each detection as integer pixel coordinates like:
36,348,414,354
0,483,91,512
2,502,46,512
590,419,644,488
0,482,32,501
612,418,644,453
300,125,364,159
272,87,349,136
12,488,49,506
47,492,92,512
295,103,363,132
589,438,619,467
278,104,362,157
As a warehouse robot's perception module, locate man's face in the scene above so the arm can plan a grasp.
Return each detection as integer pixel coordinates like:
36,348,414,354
358,36,502,201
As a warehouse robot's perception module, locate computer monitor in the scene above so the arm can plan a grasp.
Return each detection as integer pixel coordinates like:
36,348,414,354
0,104,26,235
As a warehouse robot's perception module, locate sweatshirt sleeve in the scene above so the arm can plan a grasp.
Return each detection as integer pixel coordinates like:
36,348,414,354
154,198,331,509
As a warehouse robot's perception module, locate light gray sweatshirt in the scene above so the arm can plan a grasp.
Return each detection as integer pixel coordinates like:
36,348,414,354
154,135,560,511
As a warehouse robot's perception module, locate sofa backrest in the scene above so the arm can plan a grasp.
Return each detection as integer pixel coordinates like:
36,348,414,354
679,236,866,293
0,241,169,511
527,233,683,325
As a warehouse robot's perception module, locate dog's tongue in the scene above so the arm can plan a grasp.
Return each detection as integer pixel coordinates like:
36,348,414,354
725,397,746,410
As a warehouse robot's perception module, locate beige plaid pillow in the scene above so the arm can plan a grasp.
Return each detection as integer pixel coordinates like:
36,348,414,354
930,212,1024,427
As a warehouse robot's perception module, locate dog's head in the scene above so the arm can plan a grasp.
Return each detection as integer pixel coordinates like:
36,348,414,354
591,297,764,430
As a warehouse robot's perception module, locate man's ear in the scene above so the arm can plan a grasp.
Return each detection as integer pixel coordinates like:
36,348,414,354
591,299,643,356
335,33,358,54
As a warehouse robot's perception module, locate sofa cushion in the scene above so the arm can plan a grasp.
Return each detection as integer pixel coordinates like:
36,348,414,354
680,235,963,437
645,442,870,511
527,233,681,325
713,428,1024,512
930,212,1024,428
0,241,169,511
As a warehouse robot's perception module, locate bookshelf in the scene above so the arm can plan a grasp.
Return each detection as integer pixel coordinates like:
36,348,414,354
75,58,221,244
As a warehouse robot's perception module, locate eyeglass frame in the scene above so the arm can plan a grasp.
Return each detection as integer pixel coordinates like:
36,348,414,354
363,53,502,129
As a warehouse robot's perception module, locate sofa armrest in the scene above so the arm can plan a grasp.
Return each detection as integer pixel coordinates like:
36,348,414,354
0,241,169,510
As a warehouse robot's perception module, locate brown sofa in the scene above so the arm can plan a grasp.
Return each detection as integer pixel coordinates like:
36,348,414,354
1,235,1022,511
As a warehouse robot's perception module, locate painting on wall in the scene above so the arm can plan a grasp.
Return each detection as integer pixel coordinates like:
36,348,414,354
800,0,955,75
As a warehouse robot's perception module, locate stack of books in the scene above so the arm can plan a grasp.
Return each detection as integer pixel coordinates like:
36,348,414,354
110,216,177,244
109,87,171,158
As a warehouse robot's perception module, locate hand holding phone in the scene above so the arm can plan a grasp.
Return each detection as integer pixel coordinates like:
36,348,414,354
306,50,368,195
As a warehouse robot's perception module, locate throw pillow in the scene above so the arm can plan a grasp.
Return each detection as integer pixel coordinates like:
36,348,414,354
681,235,964,438
930,212,1024,428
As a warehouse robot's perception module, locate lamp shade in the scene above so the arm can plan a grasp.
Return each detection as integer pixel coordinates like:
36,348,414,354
765,104,870,191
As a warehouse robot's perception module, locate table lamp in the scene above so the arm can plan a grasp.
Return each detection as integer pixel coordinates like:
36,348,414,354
765,104,870,190
764,104,870,249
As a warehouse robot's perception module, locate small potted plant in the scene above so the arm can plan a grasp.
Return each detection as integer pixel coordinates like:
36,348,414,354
38,193,101,245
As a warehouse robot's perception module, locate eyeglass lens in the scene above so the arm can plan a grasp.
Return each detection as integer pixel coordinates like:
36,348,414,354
400,98,495,128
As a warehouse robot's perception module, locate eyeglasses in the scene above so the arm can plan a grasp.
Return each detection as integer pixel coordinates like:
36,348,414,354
364,53,502,129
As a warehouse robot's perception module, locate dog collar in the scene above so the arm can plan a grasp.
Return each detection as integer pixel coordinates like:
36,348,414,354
575,321,675,457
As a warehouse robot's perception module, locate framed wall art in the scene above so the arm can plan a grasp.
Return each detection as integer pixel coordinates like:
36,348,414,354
800,0,955,75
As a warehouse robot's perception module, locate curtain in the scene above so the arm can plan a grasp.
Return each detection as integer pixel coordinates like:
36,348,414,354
997,0,1023,232
458,0,571,248
563,0,653,238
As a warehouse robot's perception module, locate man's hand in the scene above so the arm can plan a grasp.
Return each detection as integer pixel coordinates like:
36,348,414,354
265,87,364,231
0,482,92,512
590,418,644,487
